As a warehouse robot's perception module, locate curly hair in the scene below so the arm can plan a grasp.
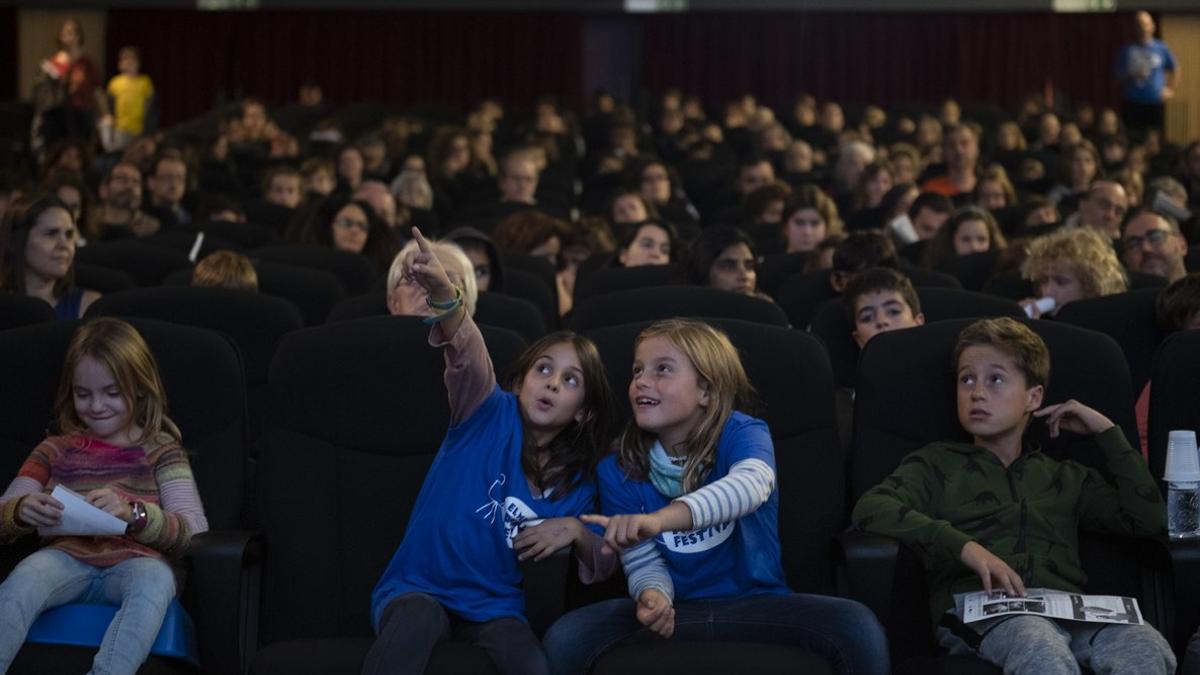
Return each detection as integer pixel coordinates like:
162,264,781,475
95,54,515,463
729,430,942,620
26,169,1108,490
1021,227,1127,299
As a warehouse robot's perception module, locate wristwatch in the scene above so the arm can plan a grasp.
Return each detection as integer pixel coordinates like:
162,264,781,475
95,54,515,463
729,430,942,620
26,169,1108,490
127,501,148,535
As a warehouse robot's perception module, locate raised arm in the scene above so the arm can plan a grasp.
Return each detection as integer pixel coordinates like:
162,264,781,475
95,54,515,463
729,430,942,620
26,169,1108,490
409,227,495,424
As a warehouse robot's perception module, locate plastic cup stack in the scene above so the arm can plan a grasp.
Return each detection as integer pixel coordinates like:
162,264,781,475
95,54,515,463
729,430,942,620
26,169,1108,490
1165,430,1200,540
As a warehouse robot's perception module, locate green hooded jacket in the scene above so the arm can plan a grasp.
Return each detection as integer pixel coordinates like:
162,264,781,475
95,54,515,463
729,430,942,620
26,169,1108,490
850,426,1165,622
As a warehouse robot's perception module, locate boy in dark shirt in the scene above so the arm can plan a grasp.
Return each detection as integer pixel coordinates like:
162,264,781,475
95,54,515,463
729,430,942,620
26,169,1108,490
852,317,1173,674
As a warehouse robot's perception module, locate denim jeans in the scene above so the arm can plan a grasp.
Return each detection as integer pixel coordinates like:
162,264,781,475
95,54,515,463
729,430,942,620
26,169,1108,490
0,548,177,675
937,614,1176,675
362,592,549,675
543,593,890,675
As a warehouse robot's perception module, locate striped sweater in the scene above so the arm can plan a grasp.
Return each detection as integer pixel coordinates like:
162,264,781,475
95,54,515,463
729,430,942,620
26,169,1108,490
0,433,208,567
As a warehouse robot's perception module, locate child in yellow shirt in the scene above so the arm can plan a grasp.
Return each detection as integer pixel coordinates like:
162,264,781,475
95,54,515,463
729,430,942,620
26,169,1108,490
101,46,154,152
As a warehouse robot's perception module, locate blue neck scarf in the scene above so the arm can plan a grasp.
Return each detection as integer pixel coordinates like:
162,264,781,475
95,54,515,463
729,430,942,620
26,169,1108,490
649,441,686,498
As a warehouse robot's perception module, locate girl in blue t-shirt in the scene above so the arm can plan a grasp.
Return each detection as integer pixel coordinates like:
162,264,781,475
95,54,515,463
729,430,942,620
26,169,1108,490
364,229,619,675
543,318,890,675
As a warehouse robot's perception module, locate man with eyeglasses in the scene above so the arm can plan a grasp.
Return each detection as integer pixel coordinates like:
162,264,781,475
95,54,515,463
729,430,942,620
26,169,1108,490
1121,209,1188,283
1067,180,1129,240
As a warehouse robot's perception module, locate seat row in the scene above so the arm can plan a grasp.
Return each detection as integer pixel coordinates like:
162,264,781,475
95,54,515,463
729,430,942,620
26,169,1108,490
1,313,1198,674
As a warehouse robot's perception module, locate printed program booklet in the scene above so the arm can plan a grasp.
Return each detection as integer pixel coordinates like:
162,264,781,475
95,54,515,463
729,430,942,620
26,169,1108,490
958,588,1144,626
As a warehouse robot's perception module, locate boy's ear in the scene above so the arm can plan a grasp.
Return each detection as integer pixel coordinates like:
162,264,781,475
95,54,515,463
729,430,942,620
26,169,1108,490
914,312,925,326
1025,384,1044,412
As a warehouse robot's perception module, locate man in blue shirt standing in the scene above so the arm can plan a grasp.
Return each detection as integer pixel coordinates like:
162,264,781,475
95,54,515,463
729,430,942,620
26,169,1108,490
1116,11,1179,135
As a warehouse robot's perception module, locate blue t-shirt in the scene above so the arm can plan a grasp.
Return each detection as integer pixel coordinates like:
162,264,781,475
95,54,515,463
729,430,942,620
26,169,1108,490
1117,39,1176,104
370,385,597,628
597,411,790,602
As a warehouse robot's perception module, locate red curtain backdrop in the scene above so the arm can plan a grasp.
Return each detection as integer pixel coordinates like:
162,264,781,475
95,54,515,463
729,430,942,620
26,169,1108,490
640,11,1134,112
101,9,1138,127
105,10,585,125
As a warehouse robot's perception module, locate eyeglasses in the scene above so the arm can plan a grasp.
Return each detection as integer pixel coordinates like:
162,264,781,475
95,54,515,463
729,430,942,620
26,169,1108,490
334,217,370,232
1122,228,1173,253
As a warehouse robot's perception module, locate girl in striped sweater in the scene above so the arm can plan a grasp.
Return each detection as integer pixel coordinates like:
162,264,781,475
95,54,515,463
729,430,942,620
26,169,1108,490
543,319,889,675
0,318,208,675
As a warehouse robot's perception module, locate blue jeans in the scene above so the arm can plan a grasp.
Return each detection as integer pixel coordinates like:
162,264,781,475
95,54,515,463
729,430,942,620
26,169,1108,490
0,548,177,675
543,593,889,675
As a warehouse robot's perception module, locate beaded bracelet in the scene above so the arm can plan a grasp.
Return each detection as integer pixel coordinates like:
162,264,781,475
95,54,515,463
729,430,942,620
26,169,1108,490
426,286,463,310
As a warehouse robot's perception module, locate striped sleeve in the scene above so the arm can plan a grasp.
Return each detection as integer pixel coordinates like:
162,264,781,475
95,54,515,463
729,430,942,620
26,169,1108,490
675,459,775,530
0,440,60,542
621,539,674,604
134,443,208,557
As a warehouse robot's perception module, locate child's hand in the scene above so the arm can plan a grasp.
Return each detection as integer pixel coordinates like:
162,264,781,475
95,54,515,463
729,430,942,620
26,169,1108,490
581,513,664,555
636,588,675,638
960,541,1026,597
86,488,132,522
405,227,456,304
17,493,63,528
513,517,581,562
1033,400,1115,438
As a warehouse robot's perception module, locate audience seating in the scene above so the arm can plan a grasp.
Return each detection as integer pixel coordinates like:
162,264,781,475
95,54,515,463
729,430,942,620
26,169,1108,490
937,250,1003,292
253,244,377,295
503,268,559,330
583,318,840,673
569,286,789,332
778,267,962,330
142,230,244,260
573,264,683,303
75,241,193,287
0,318,257,675
1055,288,1166,397
251,316,531,675
1147,330,1200,653
502,252,558,299
327,291,548,343
164,262,348,328
189,219,282,249
0,292,54,330
842,318,1172,673
85,286,304,445
74,264,138,294
758,252,814,300
810,288,1024,389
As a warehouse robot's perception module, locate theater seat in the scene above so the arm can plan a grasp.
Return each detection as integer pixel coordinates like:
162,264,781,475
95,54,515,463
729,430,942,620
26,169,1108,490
0,319,257,675
842,319,1171,671
254,244,378,295
75,241,193,287
569,286,788,332
0,292,54,331
1055,288,1166,397
573,264,683,303
252,316,558,675
328,291,547,343
583,318,844,671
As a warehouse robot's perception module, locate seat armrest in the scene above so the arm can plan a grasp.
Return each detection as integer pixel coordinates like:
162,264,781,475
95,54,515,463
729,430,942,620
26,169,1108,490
521,548,571,638
834,531,936,663
1166,538,1200,653
185,529,263,675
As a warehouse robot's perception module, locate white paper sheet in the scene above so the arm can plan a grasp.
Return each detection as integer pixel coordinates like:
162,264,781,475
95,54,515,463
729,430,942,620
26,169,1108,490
37,485,129,537
959,588,1144,626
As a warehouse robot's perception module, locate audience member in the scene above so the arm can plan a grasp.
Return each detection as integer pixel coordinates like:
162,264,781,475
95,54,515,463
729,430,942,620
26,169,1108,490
1121,209,1188,283
191,250,258,291
0,193,100,318
1020,227,1127,317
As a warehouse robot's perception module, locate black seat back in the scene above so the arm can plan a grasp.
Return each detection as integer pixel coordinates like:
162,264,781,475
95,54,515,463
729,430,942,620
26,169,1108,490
256,317,526,644
0,318,247,532
1055,289,1166,396
569,286,788,332
585,318,841,592
254,244,378,295
851,318,1137,501
76,240,193,287
810,288,1024,389
0,292,54,330
74,264,137,294
1147,330,1200,492
573,264,683,303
